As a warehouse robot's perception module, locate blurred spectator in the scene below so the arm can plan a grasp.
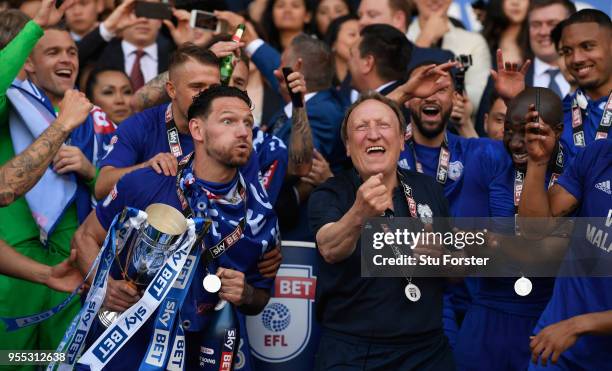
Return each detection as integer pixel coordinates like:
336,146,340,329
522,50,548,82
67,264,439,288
85,67,133,124
324,14,358,90
482,0,530,65
408,0,491,114
65,0,99,41
347,24,412,103
260,0,312,52
357,0,411,33
313,0,351,38
482,91,507,140
524,0,576,98
79,0,174,91
17,0,40,18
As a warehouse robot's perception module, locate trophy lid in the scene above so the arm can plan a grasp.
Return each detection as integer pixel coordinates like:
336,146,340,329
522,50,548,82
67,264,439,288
145,203,188,236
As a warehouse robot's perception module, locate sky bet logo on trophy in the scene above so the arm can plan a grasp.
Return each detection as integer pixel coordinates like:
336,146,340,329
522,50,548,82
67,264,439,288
97,204,190,327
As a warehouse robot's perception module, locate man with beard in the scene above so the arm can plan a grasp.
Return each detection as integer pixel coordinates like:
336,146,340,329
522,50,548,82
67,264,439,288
398,62,503,216
551,9,612,159
73,86,278,370
453,88,564,371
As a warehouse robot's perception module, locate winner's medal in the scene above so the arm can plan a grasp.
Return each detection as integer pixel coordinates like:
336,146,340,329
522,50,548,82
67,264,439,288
514,276,532,296
405,282,421,302
203,274,222,293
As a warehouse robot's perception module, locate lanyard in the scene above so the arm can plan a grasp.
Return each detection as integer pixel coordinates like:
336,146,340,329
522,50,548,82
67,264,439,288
165,104,184,158
378,171,423,299
175,153,247,264
571,90,612,147
405,124,451,184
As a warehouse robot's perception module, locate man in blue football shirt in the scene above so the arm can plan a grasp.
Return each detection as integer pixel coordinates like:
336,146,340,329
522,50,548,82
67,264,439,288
73,85,278,370
519,110,612,369
454,87,565,370
551,9,612,159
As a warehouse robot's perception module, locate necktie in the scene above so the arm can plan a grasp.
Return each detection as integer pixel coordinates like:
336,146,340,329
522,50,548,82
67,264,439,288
129,49,145,91
545,69,562,98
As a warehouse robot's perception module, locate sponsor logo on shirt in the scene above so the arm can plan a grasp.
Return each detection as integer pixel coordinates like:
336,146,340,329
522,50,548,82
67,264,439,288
595,180,611,195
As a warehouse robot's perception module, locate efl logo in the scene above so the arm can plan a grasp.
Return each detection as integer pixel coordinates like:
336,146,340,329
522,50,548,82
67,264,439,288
247,264,316,363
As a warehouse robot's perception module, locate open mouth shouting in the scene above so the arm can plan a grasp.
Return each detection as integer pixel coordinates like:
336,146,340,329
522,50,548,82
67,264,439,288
54,67,74,81
366,145,386,156
421,104,442,122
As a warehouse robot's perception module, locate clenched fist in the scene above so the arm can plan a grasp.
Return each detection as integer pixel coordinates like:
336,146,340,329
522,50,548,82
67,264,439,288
57,89,93,131
217,267,253,306
354,173,392,219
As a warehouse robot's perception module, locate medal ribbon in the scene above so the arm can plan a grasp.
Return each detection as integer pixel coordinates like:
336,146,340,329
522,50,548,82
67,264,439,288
165,104,184,158
571,90,612,147
405,123,451,184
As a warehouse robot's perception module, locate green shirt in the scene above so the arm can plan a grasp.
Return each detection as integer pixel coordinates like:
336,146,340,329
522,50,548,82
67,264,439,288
0,21,77,255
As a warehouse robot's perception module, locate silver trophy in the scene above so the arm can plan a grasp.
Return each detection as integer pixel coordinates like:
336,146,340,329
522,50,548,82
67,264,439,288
98,203,189,327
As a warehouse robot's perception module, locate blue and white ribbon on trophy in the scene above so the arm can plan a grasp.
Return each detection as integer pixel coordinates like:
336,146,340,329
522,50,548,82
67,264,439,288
44,207,147,371
73,216,199,370
0,207,142,332
137,226,204,371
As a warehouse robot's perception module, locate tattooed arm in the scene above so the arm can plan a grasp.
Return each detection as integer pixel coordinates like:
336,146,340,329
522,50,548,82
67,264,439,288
130,71,170,112
287,106,314,177
283,69,313,177
0,90,92,206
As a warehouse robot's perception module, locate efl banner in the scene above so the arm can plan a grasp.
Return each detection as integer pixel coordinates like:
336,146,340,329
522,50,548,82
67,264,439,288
246,241,320,371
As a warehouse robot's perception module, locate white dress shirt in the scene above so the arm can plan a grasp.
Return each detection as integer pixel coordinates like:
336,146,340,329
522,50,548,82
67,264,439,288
122,41,159,84
532,57,570,99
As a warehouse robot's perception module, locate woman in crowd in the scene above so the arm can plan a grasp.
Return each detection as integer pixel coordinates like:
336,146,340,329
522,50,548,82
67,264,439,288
260,0,313,52
324,14,358,91
313,0,351,38
482,0,530,64
85,68,133,125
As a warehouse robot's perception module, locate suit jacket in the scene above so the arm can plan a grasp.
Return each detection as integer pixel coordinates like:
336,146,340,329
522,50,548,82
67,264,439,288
77,26,175,77
525,62,535,88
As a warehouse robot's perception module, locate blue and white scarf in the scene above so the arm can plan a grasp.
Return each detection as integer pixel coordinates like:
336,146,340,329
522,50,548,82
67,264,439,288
7,79,114,239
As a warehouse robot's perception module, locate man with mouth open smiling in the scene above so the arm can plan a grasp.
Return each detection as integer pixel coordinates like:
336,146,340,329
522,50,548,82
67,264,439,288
398,62,504,217
309,91,455,370
551,9,612,160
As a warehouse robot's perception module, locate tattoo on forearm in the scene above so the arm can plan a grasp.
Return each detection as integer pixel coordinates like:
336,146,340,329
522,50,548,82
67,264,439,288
288,107,313,174
134,71,170,111
0,123,69,207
